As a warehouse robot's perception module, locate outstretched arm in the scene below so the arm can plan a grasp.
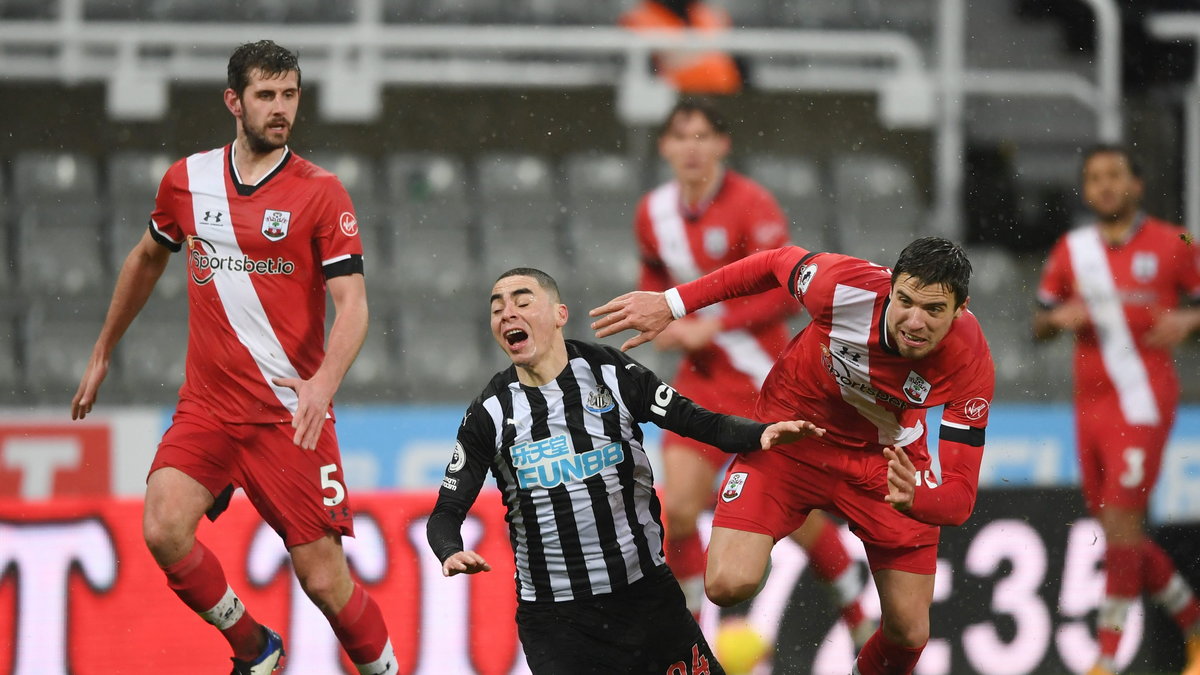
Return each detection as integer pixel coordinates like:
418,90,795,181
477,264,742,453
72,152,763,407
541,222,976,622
72,230,172,420
591,246,808,351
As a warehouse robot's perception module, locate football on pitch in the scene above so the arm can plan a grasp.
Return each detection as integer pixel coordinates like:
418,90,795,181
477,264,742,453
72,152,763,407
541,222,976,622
714,619,770,675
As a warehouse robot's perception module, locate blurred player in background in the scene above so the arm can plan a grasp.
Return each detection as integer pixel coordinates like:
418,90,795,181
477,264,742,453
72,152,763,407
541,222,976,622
593,237,995,675
1033,145,1200,675
70,40,395,675
426,268,824,674
637,98,871,644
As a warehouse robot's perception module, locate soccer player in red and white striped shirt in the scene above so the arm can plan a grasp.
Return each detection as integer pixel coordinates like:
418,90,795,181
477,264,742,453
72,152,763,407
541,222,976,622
72,41,395,675
636,99,871,645
1034,145,1200,675
593,237,994,674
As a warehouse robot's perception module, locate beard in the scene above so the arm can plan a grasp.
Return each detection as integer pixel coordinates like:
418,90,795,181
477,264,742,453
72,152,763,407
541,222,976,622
244,118,290,154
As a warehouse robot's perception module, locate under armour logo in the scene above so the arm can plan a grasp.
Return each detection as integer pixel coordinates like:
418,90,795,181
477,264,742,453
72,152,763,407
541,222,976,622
836,345,861,363
203,211,224,224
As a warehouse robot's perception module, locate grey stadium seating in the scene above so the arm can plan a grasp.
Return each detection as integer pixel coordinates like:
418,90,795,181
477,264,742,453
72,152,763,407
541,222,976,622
562,152,641,292
743,154,831,253
118,294,188,401
830,152,924,266
476,152,565,282
384,153,476,299
22,296,112,403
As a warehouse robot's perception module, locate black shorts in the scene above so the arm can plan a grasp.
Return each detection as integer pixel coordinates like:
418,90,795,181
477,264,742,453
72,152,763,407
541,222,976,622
516,566,725,675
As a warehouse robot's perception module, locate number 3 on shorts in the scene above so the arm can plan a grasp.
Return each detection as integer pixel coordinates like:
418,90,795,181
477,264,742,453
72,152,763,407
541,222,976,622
1118,447,1145,489
320,463,346,506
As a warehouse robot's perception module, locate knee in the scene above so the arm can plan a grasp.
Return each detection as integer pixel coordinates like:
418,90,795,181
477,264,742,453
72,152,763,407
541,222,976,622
881,617,929,648
142,510,192,565
704,569,760,607
296,566,348,615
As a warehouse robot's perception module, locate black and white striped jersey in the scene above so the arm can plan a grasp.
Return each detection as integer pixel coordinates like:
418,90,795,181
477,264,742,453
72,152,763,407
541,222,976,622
427,340,769,603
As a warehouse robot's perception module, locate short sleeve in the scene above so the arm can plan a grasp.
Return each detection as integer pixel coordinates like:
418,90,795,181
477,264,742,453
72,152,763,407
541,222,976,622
940,335,995,443
148,161,187,252
315,178,364,279
1037,238,1073,308
742,190,790,254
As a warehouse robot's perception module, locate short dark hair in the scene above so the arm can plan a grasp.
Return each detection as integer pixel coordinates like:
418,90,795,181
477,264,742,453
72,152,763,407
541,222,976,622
1080,143,1142,180
496,267,561,302
657,97,730,138
227,40,301,96
891,237,972,307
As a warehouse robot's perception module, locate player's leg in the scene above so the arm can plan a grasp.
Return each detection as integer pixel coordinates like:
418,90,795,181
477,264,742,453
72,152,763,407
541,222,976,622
854,568,933,675
145,413,272,664
289,535,396,675
244,421,396,674
787,510,873,647
1141,537,1200,674
705,527,775,606
1085,413,1171,674
661,439,720,614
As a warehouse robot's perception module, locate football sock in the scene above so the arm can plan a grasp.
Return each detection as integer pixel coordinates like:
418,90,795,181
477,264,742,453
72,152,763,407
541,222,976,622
1098,543,1141,660
804,517,867,629
854,629,925,675
329,583,393,671
160,540,262,659
1142,539,1200,631
666,528,707,614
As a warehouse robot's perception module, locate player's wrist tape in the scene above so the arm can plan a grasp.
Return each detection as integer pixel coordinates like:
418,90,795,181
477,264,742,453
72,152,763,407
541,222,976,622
665,288,687,320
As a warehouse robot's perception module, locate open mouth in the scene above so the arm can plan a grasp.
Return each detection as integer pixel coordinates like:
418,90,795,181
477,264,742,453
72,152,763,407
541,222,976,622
504,328,528,348
900,331,928,347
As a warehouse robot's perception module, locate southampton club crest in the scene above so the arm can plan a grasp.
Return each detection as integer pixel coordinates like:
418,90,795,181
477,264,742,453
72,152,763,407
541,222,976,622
721,472,748,502
261,209,291,241
903,370,931,404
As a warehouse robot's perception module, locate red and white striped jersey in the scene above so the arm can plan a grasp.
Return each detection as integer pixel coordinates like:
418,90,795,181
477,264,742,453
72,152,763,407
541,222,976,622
635,170,793,388
149,145,364,423
1037,215,1200,425
675,247,995,466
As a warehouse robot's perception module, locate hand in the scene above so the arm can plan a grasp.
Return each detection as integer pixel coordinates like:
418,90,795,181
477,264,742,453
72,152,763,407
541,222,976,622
589,291,676,352
1145,308,1197,349
759,420,825,449
1048,301,1089,333
442,550,492,577
272,374,337,450
71,352,110,420
883,446,916,512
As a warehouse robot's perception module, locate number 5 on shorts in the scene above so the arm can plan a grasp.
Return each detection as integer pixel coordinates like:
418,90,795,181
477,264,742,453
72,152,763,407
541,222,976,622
320,463,346,506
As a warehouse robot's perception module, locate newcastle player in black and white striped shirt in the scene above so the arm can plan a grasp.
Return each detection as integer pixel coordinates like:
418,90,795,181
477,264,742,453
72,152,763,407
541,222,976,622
426,268,823,675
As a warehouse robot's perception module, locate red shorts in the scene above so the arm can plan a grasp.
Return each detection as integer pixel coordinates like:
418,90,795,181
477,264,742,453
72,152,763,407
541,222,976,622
149,400,354,548
1076,397,1176,514
662,360,762,469
712,436,939,574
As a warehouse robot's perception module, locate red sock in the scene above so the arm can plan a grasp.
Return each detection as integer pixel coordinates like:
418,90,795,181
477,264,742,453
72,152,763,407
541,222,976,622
1142,540,1200,631
804,517,865,627
160,541,262,659
855,629,925,675
329,584,391,665
666,528,706,582
1097,544,1142,659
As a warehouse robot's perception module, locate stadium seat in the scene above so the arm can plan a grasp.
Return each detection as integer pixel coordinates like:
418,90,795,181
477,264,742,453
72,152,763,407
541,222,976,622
830,153,924,265
22,296,111,403
524,0,631,25
397,303,490,402
0,0,54,19
16,203,109,296
563,152,641,290
118,295,188,401
13,151,101,203
775,0,857,28
476,152,565,281
385,0,511,24
0,310,19,400
743,154,831,252
84,0,149,20
107,151,173,203
707,0,772,27
337,307,402,401
384,153,476,297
